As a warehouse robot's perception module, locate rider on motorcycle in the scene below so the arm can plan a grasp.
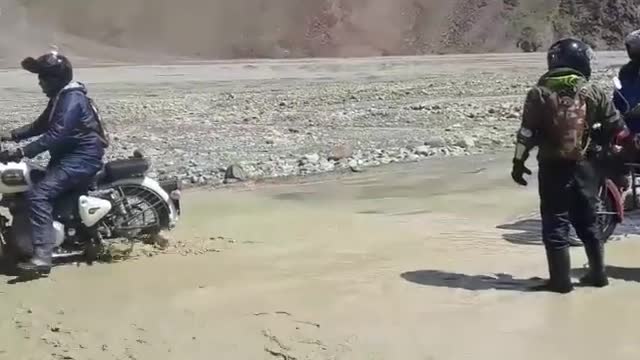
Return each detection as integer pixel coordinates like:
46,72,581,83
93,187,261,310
614,29,640,132
610,30,640,203
0,50,108,276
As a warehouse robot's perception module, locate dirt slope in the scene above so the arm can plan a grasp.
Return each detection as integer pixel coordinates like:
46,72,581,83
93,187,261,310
2,0,640,61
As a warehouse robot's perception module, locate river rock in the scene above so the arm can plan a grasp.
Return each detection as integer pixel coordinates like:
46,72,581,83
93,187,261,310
414,145,434,156
424,136,447,148
455,136,475,149
224,164,248,183
328,144,353,161
300,153,321,165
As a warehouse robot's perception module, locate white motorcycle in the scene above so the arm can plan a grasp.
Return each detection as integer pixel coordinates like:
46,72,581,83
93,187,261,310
0,149,181,264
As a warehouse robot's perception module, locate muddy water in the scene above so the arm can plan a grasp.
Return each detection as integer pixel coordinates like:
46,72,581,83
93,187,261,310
2,151,640,359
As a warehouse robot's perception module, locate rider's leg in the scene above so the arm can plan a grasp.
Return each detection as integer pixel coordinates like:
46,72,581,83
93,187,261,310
18,166,92,274
536,162,574,293
570,160,609,287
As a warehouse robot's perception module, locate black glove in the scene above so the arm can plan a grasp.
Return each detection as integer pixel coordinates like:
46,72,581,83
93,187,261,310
0,148,24,164
511,160,532,186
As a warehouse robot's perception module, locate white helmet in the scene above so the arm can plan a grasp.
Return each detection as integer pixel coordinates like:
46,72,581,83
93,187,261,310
625,30,640,61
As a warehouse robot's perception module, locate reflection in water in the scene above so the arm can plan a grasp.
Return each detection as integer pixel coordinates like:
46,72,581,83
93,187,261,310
272,191,317,201
494,209,640,247
572,266,640,283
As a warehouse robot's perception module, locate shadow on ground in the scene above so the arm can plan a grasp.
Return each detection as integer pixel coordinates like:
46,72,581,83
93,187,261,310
572,265,640,283
402,267,640,292
400,269,544,292
496,218,583,247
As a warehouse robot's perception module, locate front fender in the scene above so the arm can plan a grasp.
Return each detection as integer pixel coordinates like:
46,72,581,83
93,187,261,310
605,179,624,223
100,176,179,229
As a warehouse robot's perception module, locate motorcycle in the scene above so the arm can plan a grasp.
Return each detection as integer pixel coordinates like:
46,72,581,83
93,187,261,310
0,148,181,264
595,76,640,242
597,169,624,243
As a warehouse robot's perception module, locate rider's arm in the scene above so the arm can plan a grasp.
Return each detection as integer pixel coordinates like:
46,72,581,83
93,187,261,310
595,86,630,145
10,100,53,141
513,87,542,164
21,92,84,159
613,89,628,114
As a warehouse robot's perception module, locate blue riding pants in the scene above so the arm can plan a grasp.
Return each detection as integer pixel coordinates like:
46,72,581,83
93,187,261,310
26,164,97,251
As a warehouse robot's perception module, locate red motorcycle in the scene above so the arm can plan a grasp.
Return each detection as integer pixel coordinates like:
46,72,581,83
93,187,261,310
598,76,640,242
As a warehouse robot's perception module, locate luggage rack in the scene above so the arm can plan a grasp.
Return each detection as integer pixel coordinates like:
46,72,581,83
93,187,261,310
625,162,640,210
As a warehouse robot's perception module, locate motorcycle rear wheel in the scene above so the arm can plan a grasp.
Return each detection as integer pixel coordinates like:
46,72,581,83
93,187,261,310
107,184,171,241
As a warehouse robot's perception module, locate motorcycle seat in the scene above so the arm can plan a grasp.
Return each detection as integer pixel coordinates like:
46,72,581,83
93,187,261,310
94,156,150,186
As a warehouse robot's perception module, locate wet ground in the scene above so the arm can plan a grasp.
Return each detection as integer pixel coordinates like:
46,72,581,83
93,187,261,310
2,150,640,359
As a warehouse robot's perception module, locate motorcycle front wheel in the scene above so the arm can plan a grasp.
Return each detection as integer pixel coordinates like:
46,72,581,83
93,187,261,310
597,185,619,243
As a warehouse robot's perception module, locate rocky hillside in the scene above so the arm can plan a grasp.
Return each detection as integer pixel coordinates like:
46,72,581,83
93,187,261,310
2,0,640,60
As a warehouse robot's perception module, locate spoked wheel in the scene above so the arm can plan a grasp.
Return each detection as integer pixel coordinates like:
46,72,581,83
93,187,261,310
597,185,619,243
106,185,170,242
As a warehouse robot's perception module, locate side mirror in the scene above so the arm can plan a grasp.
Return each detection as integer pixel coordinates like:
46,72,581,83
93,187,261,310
613,76,622,90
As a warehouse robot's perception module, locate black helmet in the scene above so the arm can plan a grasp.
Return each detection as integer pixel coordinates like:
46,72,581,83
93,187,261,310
20,50,73,84
625,30,640,62
547,38,595,79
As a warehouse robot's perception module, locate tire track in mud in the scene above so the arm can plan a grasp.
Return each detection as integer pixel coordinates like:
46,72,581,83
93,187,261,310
254,311,354,360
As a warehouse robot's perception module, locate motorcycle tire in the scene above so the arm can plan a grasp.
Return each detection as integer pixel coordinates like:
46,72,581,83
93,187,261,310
597,186,619,243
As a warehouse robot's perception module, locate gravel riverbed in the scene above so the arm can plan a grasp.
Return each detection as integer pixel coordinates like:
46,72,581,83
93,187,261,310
0,53,625,187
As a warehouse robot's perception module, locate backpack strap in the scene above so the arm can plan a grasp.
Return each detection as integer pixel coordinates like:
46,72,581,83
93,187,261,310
86,96,110,148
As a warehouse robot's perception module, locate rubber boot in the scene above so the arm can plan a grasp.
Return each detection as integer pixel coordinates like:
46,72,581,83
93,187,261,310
531,247,574,294
579,240,609,287
16,245,52,278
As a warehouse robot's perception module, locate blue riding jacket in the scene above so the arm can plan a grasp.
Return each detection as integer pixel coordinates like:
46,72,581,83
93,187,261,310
613,61,640,134
11,82,107,174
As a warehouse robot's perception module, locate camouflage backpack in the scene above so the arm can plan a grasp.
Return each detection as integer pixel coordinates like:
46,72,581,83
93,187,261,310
537,81,590,161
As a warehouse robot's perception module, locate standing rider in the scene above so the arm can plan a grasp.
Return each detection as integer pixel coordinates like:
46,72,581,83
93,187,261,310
511,38,632,293
0,50,108,277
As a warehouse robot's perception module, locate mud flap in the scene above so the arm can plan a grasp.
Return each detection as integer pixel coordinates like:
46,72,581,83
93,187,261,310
159,179,181,215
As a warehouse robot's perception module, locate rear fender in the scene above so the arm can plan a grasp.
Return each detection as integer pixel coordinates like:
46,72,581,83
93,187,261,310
605,179,624,222
100,176,179,229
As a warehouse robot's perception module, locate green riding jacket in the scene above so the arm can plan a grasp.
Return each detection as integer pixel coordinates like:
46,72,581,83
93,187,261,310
514,67,627,163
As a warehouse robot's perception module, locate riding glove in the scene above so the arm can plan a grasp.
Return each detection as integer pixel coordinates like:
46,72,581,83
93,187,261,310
0,148,24,164
511,160,532,186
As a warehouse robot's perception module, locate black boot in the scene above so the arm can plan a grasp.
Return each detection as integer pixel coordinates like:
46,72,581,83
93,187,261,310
16,245,52,278
532,247,574,294
579,240,609,287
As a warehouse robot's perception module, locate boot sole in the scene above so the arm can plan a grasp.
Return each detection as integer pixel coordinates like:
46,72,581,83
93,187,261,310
579,272,609,288
16,266,51,278
529,283,574,294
